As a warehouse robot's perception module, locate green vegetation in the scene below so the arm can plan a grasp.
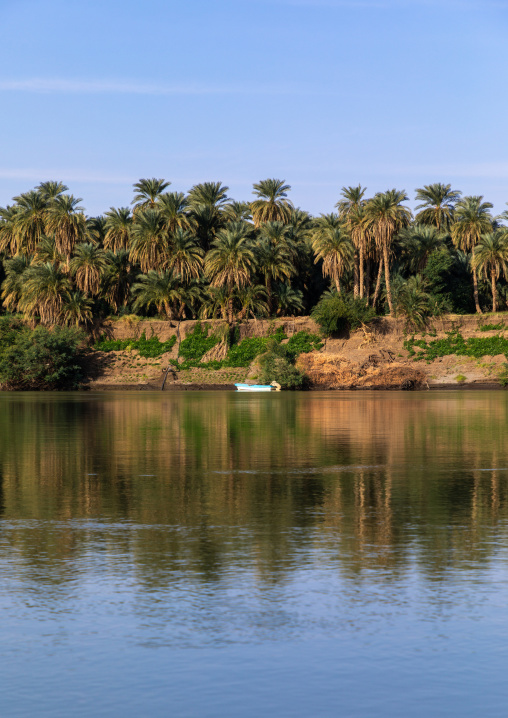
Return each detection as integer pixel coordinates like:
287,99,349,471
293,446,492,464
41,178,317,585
478,321,505,331
1,177,507,336
311,293,376,334
404,331,508,362
0,317,84,389
178,323,218,361
95,331,176,358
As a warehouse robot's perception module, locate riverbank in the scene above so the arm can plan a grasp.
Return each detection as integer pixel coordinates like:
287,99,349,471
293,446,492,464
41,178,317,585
82,313,508,391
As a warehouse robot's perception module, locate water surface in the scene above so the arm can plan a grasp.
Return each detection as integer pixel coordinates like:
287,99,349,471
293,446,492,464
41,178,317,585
1,391,508,717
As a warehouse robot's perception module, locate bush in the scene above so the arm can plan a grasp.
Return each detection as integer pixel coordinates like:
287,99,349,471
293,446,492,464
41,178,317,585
95,332,176,358
311,293,376,335
258,351,305,389
0,325,85,390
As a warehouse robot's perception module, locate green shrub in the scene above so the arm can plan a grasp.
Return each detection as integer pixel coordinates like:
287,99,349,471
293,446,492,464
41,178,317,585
312,293,376,335
0,325,85,390
95,332,176,358
178,323,218,362
258,351,305,389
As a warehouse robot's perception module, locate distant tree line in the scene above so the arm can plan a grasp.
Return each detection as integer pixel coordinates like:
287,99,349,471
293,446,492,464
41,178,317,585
1,178,508,330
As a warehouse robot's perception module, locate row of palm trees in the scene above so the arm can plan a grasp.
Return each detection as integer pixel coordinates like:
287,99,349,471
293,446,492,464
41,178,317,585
0,178,507,328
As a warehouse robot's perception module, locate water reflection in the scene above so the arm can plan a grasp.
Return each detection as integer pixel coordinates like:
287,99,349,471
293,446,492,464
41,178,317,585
0,391,506,592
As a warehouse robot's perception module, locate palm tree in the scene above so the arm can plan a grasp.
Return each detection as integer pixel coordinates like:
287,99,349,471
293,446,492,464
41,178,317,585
18,262,72,324
188,182,231,248
471,231,508,312
36,181,69,202
166,228,204,283
199,286,230,321
1,254,31,312
397,225,444,273
87,215,107,246
45,194,88,258
101,250,133,312
364,189,412,314
336,185,367,297
129,209,170,272
273,282,305,316
33,236,65,266
415,183,462,231
12,190,48,254
205,222,256,323
256,222,295,312
62,291,93,327
311,224,354,294
70,243,108,295
451,196,494,313
104,207,132,251
237,284,269,319
131,270,184,320
0,205,19,255
132,178,170,210
250,179,293,227
157,192,193,234
224,201,253,223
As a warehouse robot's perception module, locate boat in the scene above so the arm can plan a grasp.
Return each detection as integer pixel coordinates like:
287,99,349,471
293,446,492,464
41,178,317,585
234,382,281,392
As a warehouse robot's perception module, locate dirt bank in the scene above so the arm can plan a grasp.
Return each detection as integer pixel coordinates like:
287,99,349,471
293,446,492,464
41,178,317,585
84,313,508,391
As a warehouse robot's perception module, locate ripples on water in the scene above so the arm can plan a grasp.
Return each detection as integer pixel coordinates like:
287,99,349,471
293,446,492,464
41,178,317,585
1,391,508,717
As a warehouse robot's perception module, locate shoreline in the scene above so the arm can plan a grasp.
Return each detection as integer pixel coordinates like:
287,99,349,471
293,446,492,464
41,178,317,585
82,381,505,392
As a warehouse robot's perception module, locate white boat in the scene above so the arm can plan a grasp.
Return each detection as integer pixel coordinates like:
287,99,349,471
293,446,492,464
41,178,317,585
235,382,281,392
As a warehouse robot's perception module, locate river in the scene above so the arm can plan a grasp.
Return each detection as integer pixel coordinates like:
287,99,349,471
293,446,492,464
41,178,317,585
1,391,508,717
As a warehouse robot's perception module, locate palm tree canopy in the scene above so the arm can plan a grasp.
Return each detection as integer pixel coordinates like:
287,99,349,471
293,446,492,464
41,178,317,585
37,181,69,202
205,222,255,291
250,179,293,227
104,207,132,251
45,194,87,256
19,262,72,324
166,227,204,282
415,183,462,230
471,230,508,280
156,192,193,234
131,270,184,319
336,185,367,220
12,190,49,254
397,224,445,272
70,242,108,295
129,208,170,272
451,196,494,252
132,178,170,209
364,189,412,250
188,182,230,210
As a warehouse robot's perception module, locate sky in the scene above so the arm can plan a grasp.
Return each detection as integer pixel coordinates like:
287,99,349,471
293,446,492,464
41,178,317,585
0,0,507,217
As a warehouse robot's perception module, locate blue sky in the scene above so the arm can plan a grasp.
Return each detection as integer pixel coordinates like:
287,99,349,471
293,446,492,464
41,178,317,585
1,0,507,216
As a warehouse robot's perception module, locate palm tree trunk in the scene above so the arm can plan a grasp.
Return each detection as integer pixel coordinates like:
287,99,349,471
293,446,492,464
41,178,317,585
359,245,364,299
491,267,497,312
227,295,234,324
383,245,394,315
266,274,273,315
365,257,371,304
353,253,359,297
472,249,482,314
372,260,383,308
335,275,341,294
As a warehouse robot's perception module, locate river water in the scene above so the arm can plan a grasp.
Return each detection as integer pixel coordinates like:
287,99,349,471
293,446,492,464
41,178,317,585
1,391,508,717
